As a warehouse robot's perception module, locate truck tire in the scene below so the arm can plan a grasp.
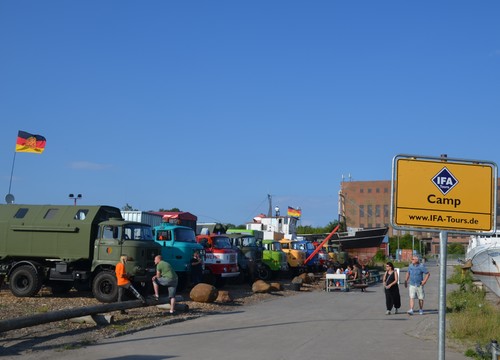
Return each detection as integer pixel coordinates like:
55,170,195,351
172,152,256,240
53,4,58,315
92,271,118,303
9,265,43,297
257,265,271,281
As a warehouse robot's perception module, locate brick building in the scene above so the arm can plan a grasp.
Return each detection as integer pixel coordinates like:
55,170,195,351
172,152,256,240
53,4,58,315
339,179,498,255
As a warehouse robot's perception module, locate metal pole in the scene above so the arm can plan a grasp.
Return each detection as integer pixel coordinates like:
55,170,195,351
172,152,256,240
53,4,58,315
438,231,448,360
397,235,400,261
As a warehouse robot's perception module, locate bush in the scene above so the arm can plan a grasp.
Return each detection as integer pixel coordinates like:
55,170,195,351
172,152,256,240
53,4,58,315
446,266,500,354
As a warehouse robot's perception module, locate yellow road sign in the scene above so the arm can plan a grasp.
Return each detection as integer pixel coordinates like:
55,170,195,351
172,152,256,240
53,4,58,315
392,156,496,232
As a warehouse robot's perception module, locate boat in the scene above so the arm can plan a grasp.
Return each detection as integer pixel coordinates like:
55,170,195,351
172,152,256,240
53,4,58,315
466,232,500,297
330,227,388,250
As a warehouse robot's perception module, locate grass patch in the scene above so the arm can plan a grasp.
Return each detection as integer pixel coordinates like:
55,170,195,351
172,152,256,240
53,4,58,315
447,266,500,358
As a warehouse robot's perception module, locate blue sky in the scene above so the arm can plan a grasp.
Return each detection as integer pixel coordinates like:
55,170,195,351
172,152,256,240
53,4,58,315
1,1,499,227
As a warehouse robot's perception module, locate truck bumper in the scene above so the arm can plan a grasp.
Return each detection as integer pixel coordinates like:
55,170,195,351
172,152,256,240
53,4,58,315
220,272,240,278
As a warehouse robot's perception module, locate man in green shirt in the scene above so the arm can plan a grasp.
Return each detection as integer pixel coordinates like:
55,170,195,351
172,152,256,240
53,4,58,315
152,255,178,314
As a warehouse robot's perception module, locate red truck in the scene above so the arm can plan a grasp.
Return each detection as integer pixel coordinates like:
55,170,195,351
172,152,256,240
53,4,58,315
195,233,240,287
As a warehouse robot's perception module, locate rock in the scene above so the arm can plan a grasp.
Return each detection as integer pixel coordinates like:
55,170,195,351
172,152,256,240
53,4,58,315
269,282,282,291
216,290,233,303
298,273,315,284
252,280,272,293
291,276,303,285
189,283,218,303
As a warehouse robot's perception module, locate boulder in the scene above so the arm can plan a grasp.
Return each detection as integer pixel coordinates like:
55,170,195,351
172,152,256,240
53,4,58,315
252,280,272,293
298,272,315,284
189,283,218,303
216,290,233,303
269,282,283,291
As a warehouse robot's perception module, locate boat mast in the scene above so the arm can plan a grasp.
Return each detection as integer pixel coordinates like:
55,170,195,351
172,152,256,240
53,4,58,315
267,194,272,218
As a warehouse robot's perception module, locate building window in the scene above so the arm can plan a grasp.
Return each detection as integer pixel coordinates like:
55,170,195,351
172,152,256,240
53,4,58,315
375,205,380,217
359,205,365,217
384,205,389,217
360,188,364,193
376,188,380,193
367,205,373,217
384,188,389,193
368,188,372,193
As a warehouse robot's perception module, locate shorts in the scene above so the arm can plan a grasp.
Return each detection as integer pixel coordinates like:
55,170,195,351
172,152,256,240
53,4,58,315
409,284,425,300
154,278,178,298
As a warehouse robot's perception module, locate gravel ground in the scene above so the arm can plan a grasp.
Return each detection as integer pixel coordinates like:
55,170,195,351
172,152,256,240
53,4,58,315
0,277,324,356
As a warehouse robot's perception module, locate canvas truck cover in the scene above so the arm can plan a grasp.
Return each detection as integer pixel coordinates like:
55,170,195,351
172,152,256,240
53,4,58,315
0,204,122,261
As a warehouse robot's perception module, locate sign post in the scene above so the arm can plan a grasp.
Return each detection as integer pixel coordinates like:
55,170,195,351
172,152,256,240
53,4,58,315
391,154,497,360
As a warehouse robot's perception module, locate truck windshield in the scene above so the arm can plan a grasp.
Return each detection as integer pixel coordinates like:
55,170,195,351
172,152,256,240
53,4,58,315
264,242,282,251
123,225,154,240
213,236,232,249
292,242,305,250
241,236,257,247
174,228,196,243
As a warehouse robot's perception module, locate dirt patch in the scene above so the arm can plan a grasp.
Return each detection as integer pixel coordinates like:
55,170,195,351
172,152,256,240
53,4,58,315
0,277,324,356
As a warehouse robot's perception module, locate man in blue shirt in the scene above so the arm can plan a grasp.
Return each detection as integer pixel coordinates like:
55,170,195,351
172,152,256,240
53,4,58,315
405,256,430,315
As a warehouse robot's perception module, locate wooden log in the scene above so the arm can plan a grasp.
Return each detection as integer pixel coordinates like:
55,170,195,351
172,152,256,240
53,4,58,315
0,296,175,333
70,314,114,326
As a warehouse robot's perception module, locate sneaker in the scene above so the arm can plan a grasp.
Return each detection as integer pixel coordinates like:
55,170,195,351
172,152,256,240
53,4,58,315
407,309,414,315
385,310,391,315
395,309,399,314
419,310,424,315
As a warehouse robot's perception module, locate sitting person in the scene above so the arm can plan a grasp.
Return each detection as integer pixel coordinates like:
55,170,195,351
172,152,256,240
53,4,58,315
351,263,363,284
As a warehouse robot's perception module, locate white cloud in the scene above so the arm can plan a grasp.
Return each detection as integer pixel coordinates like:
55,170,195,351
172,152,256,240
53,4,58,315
68,161,112,170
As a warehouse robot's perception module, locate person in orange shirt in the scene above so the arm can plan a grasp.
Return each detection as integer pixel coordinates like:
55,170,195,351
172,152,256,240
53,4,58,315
115,255,145,314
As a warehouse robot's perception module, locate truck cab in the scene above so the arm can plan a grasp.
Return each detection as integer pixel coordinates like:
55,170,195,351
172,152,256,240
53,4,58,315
292,240,320,271
279,239,306,275
225,232,269,281
195,233,239,287
261,239,288,277
153,221,204,290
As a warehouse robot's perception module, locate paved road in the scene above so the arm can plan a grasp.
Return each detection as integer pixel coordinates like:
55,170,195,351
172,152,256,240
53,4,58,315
14,262,468,360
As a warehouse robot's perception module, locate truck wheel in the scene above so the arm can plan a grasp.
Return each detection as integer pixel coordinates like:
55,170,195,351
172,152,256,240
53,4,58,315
9,265,43,297
92,271,118,303
257,266,271,281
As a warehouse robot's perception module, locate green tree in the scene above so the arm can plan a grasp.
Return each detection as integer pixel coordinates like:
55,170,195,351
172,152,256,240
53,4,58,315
448,243,465,255
122,203,137,211
159,208,180,212
388,234,414,256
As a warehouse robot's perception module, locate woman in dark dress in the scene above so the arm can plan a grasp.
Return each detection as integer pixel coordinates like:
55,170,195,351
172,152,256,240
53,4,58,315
383,261,401,315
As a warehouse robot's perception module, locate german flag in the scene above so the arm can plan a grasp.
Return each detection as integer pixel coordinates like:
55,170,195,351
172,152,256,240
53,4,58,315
15,130,46,153
287,206,301,218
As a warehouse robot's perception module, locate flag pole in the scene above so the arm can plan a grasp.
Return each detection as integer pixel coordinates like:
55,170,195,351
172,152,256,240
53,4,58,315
8,152,17,195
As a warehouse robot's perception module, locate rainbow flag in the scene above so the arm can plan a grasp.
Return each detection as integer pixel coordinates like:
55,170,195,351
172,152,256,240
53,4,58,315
15,130,46,153
287,206,301,218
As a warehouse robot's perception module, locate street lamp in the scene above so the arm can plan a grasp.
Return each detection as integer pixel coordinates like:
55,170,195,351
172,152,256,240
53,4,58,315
275,206,280,217
69,193,82,206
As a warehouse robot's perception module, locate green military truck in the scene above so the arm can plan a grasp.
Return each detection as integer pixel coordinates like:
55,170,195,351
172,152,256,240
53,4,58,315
0,204,161,303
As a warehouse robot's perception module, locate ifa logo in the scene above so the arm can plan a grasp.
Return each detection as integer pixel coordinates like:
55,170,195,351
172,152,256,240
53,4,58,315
432,167,458,195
